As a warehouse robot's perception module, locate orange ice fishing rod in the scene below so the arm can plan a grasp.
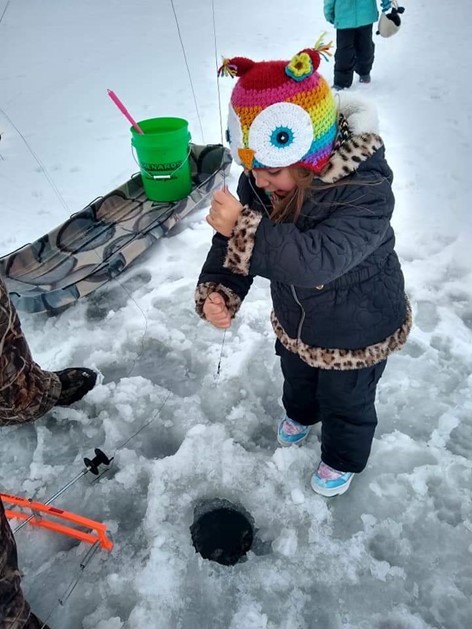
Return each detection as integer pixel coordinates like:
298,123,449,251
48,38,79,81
2,448,114,551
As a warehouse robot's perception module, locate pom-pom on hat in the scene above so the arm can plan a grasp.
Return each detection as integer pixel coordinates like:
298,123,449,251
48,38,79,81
218,37,337,173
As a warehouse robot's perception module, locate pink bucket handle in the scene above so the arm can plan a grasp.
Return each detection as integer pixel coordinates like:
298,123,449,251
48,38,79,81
107,89,144,134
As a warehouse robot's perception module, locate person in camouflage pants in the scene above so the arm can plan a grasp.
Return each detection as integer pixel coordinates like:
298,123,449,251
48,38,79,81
0,498,49,628
0,275,97,426
1,274,98,626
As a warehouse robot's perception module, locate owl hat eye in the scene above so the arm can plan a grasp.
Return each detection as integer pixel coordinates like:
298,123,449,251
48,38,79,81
219,40,338,173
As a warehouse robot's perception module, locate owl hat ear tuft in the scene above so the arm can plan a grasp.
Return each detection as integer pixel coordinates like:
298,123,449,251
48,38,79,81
218,57,255,78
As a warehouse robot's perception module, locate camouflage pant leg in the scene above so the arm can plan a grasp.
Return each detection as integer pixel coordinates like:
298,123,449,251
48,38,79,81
17,613,49,629
0,277,61,427
0,498,50,629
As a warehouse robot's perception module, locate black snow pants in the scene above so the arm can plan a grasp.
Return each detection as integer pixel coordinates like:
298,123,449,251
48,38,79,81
276,340,386,473
334,24,375,88
0,498,50,628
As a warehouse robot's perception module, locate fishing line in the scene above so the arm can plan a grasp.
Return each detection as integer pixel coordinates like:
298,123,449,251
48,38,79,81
11,383,173,627
169,0,205,144
12,388,174,626
1,97,193,625
211,0,227,186
0,107,70,215
0,107,178,469
0,105,157,618
26,385,173,628
4,2,229,622
209,0,231,383
1,0,223,511
248,176,273,219
0,0,11,27
214,328,226,383
111,389,173,453
38,541,101,629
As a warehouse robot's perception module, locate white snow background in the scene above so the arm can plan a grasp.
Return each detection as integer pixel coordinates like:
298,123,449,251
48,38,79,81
1,0,472,628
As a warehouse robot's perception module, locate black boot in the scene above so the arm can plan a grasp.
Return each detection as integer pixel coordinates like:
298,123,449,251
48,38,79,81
54,368,97,406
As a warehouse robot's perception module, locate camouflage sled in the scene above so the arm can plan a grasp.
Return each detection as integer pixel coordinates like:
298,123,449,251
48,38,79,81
0,144,231,314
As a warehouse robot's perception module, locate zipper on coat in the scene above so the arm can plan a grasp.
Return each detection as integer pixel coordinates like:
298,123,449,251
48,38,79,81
290,285,305,341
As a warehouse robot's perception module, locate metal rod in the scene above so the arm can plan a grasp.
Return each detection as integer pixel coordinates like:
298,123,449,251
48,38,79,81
13,468,89,532
58,542,100,605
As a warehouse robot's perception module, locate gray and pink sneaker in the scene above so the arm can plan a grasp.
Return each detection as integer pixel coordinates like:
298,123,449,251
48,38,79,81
277,416,312,447
311,461,354,497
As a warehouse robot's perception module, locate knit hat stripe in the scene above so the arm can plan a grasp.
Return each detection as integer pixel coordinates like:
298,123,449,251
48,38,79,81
232,75,324,108
234,98,336,141
302,125,338,167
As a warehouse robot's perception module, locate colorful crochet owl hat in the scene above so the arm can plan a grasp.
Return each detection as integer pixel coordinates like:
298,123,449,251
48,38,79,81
218,38,337,173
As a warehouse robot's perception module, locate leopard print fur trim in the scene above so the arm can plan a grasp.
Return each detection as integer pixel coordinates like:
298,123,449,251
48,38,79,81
271,299,412,370
223,207,263,276
319,133,384,184
194,282,242,320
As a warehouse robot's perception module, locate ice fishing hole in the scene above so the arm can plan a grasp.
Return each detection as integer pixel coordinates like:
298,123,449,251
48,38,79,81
190,499,254,566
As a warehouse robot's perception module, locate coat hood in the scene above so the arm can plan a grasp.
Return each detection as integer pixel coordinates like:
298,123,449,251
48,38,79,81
319,94,384,184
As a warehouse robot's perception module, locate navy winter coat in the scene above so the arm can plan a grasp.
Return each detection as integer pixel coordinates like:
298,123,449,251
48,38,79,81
196,97,411,370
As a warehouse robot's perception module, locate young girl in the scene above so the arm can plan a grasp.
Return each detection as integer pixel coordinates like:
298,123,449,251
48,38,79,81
324,0,392,89
195,44,411,497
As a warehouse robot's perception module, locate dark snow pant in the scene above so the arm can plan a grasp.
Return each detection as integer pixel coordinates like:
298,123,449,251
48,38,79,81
334,24,375,88
0,276,61,427
0,498,50,628
276,340,386,473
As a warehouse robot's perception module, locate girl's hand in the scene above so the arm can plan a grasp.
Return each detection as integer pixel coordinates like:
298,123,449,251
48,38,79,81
206,187,243,237
203,292,231,329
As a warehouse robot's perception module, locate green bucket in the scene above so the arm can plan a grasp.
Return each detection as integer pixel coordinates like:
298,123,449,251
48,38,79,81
131,117,192,202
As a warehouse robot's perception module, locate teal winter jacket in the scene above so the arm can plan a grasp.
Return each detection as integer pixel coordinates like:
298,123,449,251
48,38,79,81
324,0,391,30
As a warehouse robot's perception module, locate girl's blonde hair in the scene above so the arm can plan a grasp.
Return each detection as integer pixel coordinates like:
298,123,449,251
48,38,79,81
269,165,374,222
270,166,315,223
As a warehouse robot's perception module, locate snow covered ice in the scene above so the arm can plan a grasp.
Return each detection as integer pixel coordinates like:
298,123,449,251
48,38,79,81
1,1,471,628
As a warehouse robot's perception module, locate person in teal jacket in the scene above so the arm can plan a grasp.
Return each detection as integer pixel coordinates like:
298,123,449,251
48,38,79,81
324,0,391,89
